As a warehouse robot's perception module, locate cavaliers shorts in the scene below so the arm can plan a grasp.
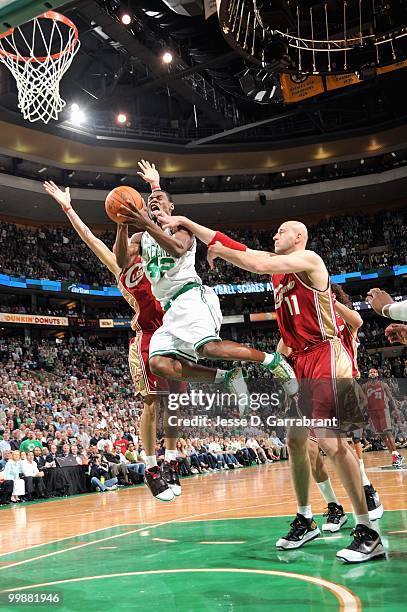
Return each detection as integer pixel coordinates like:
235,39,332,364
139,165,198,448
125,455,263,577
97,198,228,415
129,331,187,397
291,338,365,432
369,408,392,434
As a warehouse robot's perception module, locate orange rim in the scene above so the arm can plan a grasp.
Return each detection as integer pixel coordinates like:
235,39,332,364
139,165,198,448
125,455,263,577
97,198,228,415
0,11,79,63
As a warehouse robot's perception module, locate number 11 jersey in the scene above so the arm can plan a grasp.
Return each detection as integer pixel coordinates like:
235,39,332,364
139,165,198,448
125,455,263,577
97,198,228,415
272,272,340,352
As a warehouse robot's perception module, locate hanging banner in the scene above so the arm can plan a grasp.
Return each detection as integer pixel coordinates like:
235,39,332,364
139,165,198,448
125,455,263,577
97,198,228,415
281,59,407,103
377,59,407,75
325,72,361,91
204,0,217,19
280,73,324,103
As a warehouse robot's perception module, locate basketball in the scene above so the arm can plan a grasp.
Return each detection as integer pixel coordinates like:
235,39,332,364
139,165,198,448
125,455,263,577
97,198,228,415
105,186,144,223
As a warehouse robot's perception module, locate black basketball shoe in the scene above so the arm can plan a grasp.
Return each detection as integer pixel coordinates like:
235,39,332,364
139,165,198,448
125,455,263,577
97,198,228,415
322,503,348,533
145,466,174,502
276,514,320,550
336,524,386,563
161,460,181,496
364,484,384,521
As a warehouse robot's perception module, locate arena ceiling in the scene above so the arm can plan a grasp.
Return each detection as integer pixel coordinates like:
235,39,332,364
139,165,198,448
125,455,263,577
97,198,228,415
0,0,406,152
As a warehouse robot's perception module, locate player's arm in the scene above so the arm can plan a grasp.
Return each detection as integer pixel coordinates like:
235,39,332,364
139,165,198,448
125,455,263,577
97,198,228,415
157,213,216,245
382,382,393,402
113,224,142,270
117,203,193,259
277,339,292,358
334,301,363,332
43,181,120,277
207,241,321,276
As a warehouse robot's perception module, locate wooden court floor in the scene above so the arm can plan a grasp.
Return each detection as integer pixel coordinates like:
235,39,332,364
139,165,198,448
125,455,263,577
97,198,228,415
0,451,406,611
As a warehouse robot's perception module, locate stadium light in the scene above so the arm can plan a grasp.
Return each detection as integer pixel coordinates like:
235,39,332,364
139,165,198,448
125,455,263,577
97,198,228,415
116,112,127,124
162,51,173,64
121,14,131,25
70,106,85,126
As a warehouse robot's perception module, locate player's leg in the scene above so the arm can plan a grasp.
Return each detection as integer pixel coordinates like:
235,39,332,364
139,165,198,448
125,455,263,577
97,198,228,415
308,342,384,562
383,430,404,467
160,387,183,496
276,426,320,550
150,286,298,395
129,335,174,502
351,432,384,520
318,431,385,561
308,437,347,532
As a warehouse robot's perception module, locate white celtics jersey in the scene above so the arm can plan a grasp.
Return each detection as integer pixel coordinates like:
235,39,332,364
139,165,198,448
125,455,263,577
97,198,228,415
140,230,202,305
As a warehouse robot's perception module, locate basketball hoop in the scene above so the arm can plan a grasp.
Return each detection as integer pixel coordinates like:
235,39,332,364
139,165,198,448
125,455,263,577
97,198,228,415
0,11,80,124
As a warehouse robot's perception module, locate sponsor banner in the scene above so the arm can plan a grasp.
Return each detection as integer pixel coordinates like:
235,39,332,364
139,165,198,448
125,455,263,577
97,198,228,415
223,315,244,324
213,281,273,296
0,313,68,326
99,318,131,328
64,283,121,297
250,312,277,322
280,73,324,103
99,319,113,328
0,265,405,299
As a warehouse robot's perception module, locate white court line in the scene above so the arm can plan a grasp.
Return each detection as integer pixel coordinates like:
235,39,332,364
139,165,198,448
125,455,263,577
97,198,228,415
152,538,177,543
200,541,245,545
0,568,361,611
0,501,314,570
0,524,134,558
1,503,405,567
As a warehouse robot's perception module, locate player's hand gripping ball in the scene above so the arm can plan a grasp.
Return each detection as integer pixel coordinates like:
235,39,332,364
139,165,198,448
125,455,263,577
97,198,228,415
105,186,144,223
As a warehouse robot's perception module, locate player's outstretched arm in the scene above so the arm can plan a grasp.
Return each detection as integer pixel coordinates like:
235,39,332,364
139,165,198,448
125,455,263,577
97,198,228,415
157,212,216,245
43,181,119,277
334,301,363,332
385,323,407,345
207,241,320,276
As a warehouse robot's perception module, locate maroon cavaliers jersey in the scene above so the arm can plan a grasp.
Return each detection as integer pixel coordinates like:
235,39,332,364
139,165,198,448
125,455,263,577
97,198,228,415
337,314,360,378
272,272,340,352
366,381,389,412
118,257,163,332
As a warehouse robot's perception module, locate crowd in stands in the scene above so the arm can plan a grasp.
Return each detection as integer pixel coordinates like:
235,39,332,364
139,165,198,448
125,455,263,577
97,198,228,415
0,332,406,504
0,209,406,286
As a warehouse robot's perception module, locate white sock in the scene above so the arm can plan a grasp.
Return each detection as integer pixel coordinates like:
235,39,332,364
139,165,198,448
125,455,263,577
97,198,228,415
262,353,275,366
317,478,339,505
359,459,371,486
392,451,401,457
298,505,313,519
355,513,372,529
145,455,157,469
215,369,227,382
165,449,178,462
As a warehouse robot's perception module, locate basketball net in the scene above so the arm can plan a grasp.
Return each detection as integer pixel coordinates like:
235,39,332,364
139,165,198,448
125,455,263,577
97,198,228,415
0,11,80,124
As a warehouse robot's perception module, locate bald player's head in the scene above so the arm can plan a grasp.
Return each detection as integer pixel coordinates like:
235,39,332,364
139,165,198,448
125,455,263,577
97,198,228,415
273,221,308,254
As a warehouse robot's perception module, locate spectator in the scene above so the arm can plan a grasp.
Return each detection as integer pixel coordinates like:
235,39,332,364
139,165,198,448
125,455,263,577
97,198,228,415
0,469,13,505
21,451,47,500
3,450,25,502
88,454,118,492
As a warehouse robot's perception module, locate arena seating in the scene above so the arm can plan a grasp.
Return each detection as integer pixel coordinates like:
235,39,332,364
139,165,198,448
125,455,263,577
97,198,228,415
0,208,406,286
